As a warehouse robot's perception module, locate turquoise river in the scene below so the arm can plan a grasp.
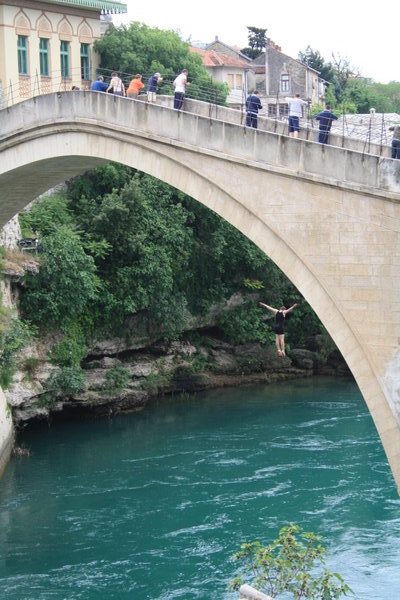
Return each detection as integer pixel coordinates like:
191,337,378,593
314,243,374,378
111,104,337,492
1,377,400,600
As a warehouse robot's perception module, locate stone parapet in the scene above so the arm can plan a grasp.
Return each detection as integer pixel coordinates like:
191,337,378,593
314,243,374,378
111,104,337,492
0,390,13,477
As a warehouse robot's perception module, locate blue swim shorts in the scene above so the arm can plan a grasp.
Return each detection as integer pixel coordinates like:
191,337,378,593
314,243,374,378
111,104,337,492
288,115,300,133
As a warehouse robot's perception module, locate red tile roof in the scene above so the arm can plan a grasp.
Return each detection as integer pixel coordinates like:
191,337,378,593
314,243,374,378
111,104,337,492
190,46,250,68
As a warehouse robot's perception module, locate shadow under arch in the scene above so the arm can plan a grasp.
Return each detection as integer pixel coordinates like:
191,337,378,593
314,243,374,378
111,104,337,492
1,112,399,493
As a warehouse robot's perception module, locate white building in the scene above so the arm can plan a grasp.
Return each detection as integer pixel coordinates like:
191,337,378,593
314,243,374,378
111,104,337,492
0,0,126,106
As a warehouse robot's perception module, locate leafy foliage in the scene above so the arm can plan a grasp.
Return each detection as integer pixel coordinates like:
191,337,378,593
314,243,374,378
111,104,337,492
19,193,73,238
19,162,325,354
69,173,192,337
299,44,400,113
104,365,130,393
217,303,273,346
230,523,351,600
93,22,227,104
0,317,36,389
20,227,98,330
298,46,336,84
46,365,85,396
48,324,87,367
241,26,268,59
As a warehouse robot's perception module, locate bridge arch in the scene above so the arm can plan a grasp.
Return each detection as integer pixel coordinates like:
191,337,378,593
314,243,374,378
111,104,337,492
1,93,400,490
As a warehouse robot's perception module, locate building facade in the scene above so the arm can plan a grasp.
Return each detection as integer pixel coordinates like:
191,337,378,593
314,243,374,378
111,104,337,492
0,0,126,106
252,43,325,118
190,43,253,107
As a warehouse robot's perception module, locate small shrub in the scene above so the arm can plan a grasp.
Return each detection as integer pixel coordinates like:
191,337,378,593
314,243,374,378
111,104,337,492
36,392,57,408
230,523,351,600
49,324,87,367
0,318,37,389
46,365,85,396
0,367,14,390
21,357,42,377
190,351,209,373
103,365,130,393
141,372,170,394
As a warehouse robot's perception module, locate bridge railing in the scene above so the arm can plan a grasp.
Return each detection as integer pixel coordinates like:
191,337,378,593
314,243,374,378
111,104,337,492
0,69,395,160
0,66,228,110
155,96,394,159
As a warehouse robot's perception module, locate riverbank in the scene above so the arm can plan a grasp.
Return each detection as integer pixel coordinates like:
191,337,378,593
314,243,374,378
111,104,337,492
6,330,350,426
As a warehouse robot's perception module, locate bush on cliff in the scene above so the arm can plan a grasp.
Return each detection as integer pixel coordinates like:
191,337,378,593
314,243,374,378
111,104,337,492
20,227,98,330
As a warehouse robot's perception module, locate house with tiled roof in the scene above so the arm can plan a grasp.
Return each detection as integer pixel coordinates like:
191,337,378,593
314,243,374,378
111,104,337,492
191,36,256,107
252,42,325,118
0,0,126,104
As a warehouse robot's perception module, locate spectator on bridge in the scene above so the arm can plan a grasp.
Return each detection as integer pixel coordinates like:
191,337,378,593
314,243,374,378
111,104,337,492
286,93,308,138
91,75,108,92
245,90,263,129
389,124,400,159
315,105,338,144
259,301,298,356
147,72,163,103
127,74,144,99
107,72,125,96
173,69,190,109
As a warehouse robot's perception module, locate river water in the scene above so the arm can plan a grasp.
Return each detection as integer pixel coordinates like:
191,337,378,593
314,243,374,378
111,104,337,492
1,377,400,600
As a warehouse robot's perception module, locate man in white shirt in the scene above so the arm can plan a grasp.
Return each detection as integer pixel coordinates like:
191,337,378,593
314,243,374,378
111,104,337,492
286,93,308,138
173,69,190,109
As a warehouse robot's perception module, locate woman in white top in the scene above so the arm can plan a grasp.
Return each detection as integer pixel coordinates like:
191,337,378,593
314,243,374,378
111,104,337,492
107,71,125,96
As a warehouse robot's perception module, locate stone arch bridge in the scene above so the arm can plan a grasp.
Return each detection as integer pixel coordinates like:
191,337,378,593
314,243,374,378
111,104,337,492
1,92,400,489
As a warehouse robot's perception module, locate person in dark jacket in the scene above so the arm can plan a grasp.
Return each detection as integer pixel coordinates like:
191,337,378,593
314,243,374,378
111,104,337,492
90,75,108,92
389,124,400,159
315,105,338,144
245,90,263,129
259,301,298,356
147,72,162,103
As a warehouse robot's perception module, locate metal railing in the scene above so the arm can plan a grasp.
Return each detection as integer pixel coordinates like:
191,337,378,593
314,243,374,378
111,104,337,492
0,66,228,110
0,67,397,157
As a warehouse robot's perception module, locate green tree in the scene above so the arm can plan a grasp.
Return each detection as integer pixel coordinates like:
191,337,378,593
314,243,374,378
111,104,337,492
94,22,227,104
20,227,99,330
342,78,399,113
20,163,327,350
230,524,351,600
298,46,335,83
19,193,73,237
241,26,268,59
68,174,193,337
330,54,360,100
298,47,363,104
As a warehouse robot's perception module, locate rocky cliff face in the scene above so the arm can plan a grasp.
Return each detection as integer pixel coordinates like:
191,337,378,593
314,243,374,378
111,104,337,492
0,237,350,426
6,331,350,425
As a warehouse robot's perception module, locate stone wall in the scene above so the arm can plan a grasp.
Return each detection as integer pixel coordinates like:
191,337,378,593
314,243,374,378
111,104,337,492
1,214,21,250
0,389,13,477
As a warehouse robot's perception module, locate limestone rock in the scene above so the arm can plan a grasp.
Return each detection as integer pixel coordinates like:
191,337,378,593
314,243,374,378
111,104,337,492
288,349,315,370
5,379,44,408
234,343,288,373
86,356,122,369
209,348,239,373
